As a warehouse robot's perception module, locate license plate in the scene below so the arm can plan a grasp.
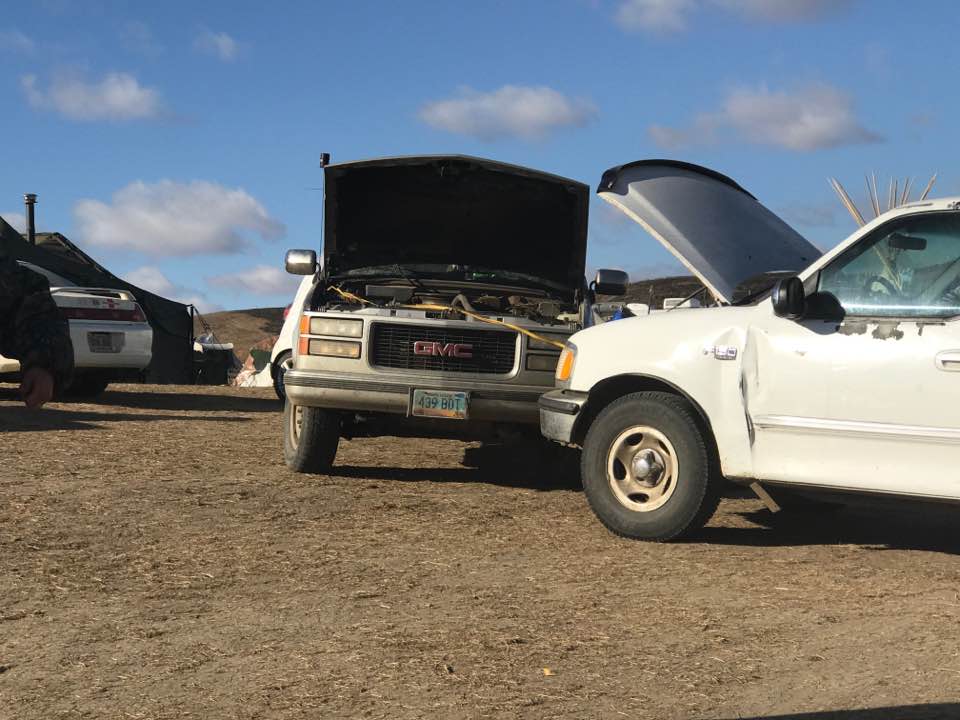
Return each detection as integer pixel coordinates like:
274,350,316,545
88,332,123,353
410,389,468,420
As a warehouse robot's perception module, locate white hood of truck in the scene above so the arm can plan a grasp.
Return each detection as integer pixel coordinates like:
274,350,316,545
597,160,822,304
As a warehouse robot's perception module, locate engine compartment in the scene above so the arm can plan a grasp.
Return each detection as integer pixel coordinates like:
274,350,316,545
314,278,580,326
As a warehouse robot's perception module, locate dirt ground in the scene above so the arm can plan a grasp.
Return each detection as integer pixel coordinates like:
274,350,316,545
2,384,959,720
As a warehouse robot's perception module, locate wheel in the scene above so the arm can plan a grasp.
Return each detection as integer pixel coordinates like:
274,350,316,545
580,391,720,541
63,371,111,398
272,351,293,401
283,400,340,473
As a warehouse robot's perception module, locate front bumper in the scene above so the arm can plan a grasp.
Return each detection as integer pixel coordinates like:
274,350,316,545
284,369,548,424
539,389,589,444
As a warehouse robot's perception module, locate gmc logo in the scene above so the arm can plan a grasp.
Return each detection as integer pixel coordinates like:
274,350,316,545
413,341,473,359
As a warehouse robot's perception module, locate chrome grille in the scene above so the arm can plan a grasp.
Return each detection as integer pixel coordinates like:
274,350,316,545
370,323,517,374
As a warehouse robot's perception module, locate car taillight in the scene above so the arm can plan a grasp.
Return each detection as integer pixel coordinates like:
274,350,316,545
283,304,291,319
60,305,148,322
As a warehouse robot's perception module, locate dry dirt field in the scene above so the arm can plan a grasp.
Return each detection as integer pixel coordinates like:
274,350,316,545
2,384,959,720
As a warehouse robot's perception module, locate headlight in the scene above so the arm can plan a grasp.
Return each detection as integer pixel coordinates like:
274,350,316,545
555,344,576,382
527,333,569,351
301,316,363,338
305,339,361,358
526,353,559,372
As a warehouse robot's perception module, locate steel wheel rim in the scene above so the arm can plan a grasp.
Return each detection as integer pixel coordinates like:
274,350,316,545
605,425,679,512
290,404,303,447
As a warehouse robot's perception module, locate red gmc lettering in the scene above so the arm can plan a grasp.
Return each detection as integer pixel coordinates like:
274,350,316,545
413,341,473,359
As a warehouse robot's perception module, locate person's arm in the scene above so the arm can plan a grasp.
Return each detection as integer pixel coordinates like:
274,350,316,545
0,256,74,405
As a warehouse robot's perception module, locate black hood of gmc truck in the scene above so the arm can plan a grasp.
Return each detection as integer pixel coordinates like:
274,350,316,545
322,155,589,297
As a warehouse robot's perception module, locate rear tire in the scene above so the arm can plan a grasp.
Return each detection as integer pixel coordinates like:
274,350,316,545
580,391,720,541
272,351,293,401
283,400,340,474
63,371,111,398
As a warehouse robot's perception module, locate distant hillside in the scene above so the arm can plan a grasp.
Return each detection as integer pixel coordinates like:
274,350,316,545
195,307,285,361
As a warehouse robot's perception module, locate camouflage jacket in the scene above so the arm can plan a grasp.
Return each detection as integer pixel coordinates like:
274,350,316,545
0,250,74,388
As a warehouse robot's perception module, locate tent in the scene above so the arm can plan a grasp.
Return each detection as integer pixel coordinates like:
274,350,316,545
0,217,195,384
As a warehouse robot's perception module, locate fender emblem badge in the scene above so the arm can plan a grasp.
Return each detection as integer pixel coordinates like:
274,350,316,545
711,345,738,361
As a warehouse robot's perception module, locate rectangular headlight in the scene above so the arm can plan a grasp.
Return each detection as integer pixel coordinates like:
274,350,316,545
307,339,361,358
526,354,559,372
308,317,363,338
527,333,569,351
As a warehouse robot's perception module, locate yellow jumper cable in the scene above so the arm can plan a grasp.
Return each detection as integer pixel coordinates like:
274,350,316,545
326,285,567,349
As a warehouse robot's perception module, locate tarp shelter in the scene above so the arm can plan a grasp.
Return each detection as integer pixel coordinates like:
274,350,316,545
0,217,195,384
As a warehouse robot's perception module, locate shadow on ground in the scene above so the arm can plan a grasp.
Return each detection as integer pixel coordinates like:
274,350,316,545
0,406,250,431
0,384,279,413
695,501,960,555
713,704,960,719
332,442,582,492
86,389,281,413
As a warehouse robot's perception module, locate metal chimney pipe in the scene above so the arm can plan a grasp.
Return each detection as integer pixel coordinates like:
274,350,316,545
24,193,37,245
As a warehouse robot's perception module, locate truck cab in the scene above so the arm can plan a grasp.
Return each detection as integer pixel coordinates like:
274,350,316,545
540,160,960,541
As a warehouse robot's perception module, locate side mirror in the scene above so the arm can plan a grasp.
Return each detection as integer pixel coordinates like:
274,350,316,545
594,268,629,296
771,276,805,319
285,249,318,275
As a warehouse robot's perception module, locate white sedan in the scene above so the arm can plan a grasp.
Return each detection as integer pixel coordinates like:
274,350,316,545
0,262,153,396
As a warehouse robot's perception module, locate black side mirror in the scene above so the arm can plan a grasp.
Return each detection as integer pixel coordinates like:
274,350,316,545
594,268,629,296
771,276,805,319
285,249,318,275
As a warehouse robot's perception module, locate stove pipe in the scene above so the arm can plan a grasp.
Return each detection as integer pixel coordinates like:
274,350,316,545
24,193,37,245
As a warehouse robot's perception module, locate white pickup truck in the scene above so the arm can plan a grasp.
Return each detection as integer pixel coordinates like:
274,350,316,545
540,160,960,541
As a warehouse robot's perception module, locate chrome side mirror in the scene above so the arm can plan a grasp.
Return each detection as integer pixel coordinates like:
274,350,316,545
771,276,805,319
285,249,318,275
594,268,629,296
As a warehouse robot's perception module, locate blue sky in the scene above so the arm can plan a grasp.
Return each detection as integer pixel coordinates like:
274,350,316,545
0,0,955,311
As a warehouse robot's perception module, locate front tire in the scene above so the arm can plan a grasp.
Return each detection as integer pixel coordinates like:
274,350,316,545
272,351,293,401
283,401,340,474
581,391,720,541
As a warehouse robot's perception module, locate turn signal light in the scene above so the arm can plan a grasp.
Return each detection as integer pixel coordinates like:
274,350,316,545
555,345,576,382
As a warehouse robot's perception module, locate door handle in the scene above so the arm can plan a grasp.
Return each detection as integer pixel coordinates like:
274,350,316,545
935,350,960,371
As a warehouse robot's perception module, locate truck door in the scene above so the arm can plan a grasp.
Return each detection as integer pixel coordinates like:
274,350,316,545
747,210,960,499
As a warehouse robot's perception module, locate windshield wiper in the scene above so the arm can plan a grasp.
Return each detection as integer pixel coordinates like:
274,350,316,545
462,266,567,294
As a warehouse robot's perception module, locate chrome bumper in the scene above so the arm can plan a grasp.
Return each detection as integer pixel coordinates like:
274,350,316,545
284,369,548,424
539,389,589,444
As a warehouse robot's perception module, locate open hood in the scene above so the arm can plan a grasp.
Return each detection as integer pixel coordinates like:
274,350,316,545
597,160,822,304
322,156,589,297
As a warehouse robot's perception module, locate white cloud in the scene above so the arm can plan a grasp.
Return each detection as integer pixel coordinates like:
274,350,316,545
74,180,285,257
1,211,26,233
0,28,34,53
194,29,238,61
615,0,852,33
419,85,597,141
615,0,694,32
22,71,163,121
207,264,301,297
648,83,881,152
124,265,222,312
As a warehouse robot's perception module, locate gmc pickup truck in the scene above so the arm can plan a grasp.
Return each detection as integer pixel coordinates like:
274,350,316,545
541,160,960,541
281,155,627,473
